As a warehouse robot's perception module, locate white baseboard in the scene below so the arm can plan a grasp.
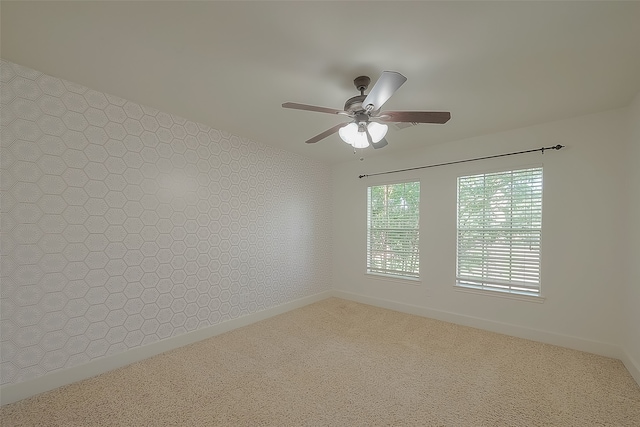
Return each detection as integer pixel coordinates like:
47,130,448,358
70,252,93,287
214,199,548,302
3,289,637,406
0,290,332,406
334,290,624,360
621,348,640,386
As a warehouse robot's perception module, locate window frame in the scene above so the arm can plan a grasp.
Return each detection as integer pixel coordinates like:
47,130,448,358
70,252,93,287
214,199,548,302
455,165,544,299
366,179,421,282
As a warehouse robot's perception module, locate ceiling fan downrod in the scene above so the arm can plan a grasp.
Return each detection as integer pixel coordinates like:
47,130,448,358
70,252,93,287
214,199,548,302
353,76,371,95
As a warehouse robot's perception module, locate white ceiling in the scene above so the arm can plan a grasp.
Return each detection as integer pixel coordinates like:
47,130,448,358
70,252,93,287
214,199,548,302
2,1,640,164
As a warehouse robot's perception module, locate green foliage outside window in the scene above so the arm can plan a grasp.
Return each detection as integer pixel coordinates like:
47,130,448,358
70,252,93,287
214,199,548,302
457,168,542,294
367,181,420,279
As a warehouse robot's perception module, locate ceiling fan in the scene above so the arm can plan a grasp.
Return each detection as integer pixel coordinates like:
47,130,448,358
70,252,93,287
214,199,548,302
282,71,451,149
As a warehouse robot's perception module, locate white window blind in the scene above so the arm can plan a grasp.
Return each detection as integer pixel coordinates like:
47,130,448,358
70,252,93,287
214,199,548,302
456,167,542,296
367,181,420,279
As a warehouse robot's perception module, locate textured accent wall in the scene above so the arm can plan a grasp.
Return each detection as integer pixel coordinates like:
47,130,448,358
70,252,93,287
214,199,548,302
0,60,332,386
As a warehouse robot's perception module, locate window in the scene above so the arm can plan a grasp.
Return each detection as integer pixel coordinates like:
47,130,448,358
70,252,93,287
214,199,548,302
367,181,420,279
456,167,542,296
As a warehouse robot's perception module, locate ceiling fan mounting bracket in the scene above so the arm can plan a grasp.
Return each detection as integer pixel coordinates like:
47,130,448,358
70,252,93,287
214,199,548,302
353,76,371,93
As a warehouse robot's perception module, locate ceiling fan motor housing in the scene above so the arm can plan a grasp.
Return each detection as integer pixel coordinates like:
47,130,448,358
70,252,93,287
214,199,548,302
344,95,367,115
345,76,375,115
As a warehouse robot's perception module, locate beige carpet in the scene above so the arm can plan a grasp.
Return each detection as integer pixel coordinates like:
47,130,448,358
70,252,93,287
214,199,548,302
1,298,639,426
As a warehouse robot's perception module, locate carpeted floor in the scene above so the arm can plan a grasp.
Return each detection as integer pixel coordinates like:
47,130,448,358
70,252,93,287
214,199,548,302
1,297,639,426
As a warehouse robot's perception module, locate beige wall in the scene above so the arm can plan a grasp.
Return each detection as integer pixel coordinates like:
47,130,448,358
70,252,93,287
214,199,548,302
332,107,629,357
624,92,640,379
0,60,332,387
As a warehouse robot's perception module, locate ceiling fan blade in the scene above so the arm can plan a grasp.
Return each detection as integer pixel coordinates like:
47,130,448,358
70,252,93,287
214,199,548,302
393,122,415,130
282,102,344,115
361,71,407,112
371,137,388,150
378,111,451,124
305,123,347,144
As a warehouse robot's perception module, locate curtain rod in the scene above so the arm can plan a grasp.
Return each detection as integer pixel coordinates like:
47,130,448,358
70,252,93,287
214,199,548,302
358,144,564,179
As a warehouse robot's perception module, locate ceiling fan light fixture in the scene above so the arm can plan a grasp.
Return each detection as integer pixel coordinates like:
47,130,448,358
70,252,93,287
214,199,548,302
367,122,388,143
338,122,370,148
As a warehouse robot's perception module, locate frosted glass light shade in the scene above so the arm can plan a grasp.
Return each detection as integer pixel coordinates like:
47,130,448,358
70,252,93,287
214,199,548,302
367,122,388,143
338,123,358,145
352,131,369,148
339,122,370,148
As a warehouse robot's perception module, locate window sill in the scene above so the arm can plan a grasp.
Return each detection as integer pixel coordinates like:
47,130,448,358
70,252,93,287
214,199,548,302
454,285,545,303
366,272,421,286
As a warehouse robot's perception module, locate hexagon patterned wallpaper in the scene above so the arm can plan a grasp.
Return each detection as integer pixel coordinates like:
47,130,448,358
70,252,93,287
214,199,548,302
0,60,332,386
